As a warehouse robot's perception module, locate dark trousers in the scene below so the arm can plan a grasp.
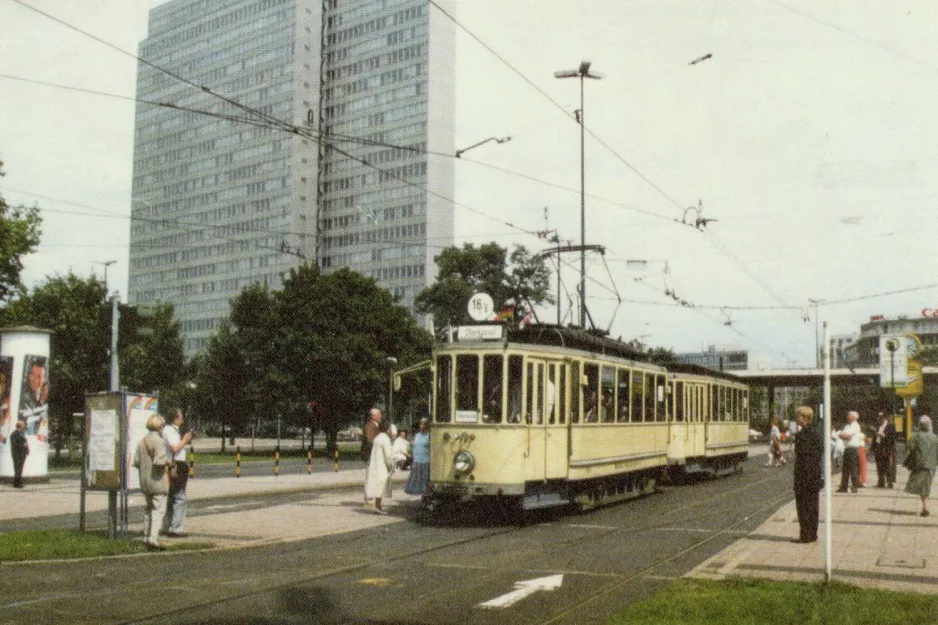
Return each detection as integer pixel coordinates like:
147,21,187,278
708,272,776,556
794,487,820,541
874,450,895,486
12,454,26,488
839,447,860,491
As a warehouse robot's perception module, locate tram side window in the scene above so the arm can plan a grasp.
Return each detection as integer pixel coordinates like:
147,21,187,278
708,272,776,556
616,368,630,422
710,386,718,423
482,355,503,423
674,382,684,422
455,354,480,423
656,376,667,421
726,388,735,423
717,386,726,421
526,361,546,424
555,365,566,424
600,366,616,422
570,361,581,423
507,355,524,423
632,371,644,422
435,356,452,423
583,364,599,423
742,390,749,422
643,373,656,422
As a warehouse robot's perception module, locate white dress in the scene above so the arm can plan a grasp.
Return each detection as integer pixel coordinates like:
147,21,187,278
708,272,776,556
365,432,395,499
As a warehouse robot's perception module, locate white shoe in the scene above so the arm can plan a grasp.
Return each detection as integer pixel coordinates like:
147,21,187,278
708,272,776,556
375,508,387,515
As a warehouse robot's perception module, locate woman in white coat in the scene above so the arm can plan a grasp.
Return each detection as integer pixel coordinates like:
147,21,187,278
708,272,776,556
365,420,395,514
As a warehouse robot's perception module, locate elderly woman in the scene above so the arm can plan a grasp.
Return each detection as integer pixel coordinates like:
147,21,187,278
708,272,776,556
132,414,170,550
365,420,395,515
904,415,938,517
404,418,430,496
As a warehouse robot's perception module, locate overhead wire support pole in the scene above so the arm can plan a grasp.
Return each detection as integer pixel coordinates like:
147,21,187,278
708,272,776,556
555,61,603,330
822,321,832,584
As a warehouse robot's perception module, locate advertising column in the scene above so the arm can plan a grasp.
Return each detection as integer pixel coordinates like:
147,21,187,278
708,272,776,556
0,326,52,482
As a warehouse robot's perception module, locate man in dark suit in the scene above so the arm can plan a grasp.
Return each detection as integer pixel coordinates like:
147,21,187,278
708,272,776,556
793,405,824,543
10,420,29,488
872,411,897,488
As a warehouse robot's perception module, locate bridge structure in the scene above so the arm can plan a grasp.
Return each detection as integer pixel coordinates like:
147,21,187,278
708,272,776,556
730,366,938,434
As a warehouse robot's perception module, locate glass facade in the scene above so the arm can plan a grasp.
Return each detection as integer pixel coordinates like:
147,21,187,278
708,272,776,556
128,0,454,355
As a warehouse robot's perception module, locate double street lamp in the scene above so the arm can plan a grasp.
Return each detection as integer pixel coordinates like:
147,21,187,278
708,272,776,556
554,61,603,329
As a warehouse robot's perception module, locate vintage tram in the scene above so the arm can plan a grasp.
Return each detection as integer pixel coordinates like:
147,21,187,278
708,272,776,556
424,326,749,513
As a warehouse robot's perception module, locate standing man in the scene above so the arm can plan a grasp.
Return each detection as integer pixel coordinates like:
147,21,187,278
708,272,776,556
792,405,824,543
10,420,29,488
837,410,863,493
133,414,169,550
162,408,192,537
873,411,897,488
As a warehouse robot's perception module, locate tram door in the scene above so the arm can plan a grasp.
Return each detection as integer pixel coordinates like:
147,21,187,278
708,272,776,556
686,383,706,456
526,358,568,479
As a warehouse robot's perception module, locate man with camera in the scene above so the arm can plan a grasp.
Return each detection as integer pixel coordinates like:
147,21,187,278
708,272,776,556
162,408,192,537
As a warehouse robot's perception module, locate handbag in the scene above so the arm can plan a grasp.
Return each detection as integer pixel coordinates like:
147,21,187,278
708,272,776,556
903,449,919,472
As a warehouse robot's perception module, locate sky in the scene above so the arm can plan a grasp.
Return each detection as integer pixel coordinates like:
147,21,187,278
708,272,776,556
1,0,937,368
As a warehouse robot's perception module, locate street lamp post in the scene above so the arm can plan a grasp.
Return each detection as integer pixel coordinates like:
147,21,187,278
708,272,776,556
387,356,398,423
555,60,603,329
455,136,511,158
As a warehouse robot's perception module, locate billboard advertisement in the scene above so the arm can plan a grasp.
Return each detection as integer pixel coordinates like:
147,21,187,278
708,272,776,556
0,328,52,480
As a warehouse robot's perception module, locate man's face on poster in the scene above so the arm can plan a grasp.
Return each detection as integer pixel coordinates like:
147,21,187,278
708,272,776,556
28,364,45,395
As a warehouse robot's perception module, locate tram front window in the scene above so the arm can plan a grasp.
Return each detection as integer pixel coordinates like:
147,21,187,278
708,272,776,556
482,355,503,423
455,354,479,422
435,356,452,423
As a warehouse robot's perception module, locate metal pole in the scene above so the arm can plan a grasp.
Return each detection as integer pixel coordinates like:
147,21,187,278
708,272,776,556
823,321,832,583
109,293,120,392
388,367,394,423
579,74,586,329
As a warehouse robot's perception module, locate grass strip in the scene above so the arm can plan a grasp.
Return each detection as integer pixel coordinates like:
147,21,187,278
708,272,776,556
0,530,214,561
609,578,938,625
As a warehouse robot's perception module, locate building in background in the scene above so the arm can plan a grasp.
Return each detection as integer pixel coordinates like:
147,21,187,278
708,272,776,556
128,0,454,355
844,314,938,368
676,344,749,372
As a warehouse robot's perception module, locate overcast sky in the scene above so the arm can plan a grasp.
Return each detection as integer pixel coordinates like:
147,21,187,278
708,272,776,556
1,0,936,367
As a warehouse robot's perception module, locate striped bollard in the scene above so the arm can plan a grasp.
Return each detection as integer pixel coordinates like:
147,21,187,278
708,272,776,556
275,447,280,477
188,445,195,477
333,448,339,472
235,446,241,478
306,447,312,475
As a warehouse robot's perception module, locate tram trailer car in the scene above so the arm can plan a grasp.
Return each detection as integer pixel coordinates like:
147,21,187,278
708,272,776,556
425,327,750,514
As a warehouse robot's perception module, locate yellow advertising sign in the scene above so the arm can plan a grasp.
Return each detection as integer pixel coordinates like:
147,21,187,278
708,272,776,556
896,333,922,398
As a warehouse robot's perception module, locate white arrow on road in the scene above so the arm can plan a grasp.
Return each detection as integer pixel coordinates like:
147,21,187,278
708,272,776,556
478,574,564,609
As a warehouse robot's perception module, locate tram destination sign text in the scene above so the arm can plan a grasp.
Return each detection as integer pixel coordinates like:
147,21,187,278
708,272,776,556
457,325,503,341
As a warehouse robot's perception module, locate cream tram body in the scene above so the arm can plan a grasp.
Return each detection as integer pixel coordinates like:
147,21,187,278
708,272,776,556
426,330,750,512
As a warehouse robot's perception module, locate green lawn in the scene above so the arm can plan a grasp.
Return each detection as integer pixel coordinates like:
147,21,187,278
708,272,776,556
610,578,938,625
0,530,213,561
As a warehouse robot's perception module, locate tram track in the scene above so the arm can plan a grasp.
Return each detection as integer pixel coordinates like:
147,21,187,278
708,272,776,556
114,457,792,624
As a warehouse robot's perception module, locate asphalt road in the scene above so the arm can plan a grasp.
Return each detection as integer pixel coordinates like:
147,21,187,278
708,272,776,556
0,455,794,625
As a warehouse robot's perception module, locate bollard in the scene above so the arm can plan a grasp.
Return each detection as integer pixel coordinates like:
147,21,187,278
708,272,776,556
275,446,280,477
306,447,312,475
333,448,339,472
188,445,195,477
236,445,241,478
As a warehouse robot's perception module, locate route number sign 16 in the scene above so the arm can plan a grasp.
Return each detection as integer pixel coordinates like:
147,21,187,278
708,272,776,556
467,293,495,322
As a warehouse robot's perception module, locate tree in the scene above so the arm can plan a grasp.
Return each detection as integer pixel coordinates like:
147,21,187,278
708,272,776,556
415,242,552,332
0,273,186,455
191,264,434,451
0,160,42,302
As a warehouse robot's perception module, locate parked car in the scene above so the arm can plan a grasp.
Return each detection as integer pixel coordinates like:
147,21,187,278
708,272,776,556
749,429,765,443
337,425,363,442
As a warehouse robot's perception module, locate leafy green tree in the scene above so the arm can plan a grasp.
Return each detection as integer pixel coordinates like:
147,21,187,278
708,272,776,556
415,242,552,332
192,264,433,451
0,273,186,454
0,161,42,302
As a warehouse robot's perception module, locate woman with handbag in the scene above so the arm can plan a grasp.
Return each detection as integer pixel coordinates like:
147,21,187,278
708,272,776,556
904,415,938,517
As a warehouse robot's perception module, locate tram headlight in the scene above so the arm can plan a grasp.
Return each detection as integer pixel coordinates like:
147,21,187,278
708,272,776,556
453,450,476,474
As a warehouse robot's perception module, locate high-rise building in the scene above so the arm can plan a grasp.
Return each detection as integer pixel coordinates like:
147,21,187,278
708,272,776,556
128,0,454,355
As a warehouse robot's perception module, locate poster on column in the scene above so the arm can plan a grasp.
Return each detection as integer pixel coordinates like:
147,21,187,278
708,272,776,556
0,356,13,448
1,328,52,480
